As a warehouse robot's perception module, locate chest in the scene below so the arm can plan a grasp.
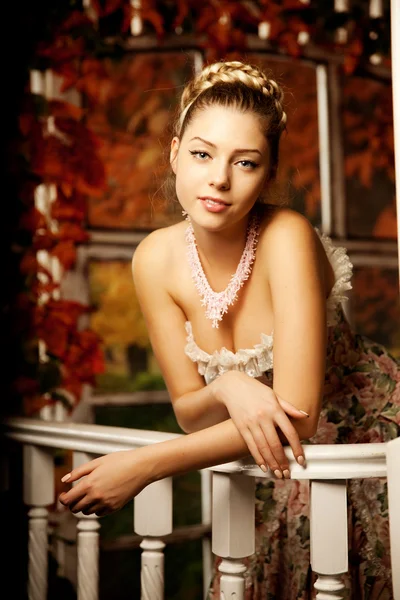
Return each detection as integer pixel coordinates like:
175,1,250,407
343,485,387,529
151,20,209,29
174,255,274,354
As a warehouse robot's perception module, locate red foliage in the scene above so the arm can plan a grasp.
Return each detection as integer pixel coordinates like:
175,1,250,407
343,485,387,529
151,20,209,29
19,207,47,233
16,66,106,414
75,59,111,108
31,299,106,401
23,395,54,418
50,241,78,270
91,0,124,19
51,192,86,222
30,118,106,196
64,329,106,381
344,78,394,187
20,251,39,276
123,0,165,37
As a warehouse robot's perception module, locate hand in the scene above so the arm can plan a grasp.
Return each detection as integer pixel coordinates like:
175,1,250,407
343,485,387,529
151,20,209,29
58,447,153,517
215,371,308,478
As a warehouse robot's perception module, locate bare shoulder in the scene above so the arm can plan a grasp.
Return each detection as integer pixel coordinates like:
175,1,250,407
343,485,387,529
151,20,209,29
259,206,319,261
131,222,184,285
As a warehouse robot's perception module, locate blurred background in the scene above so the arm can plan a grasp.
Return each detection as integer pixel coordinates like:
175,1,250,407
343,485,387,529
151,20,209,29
2,1,398,598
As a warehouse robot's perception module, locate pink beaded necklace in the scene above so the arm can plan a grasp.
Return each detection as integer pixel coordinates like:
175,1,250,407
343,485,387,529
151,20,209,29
185,214,260,328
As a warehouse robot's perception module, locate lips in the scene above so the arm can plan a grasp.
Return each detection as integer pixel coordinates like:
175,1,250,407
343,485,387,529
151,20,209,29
198,197,229,205
198,197,230,213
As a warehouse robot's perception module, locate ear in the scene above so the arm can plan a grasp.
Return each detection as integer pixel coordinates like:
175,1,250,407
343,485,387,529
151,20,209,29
170,137,180,174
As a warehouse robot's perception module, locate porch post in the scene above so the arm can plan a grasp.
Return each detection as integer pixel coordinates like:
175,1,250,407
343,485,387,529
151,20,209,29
391,0,400,276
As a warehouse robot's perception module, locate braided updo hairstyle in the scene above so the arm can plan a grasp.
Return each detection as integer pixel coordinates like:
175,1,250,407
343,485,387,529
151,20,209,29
174,60,287,186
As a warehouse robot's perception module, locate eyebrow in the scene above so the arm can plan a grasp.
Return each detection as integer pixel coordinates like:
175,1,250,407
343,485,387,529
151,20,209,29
189,136,262,156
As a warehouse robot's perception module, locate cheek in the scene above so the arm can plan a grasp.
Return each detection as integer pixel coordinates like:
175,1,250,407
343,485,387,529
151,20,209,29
175,165,194,201
239,173,266,198
176,157,202,187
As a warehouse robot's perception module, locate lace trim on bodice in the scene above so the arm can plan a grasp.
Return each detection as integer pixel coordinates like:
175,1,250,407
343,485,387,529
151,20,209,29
185,322,274,383
184,228,353,384
318,230,353,327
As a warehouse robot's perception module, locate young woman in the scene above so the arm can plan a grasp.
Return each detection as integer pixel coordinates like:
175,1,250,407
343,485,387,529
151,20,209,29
59,60,399,599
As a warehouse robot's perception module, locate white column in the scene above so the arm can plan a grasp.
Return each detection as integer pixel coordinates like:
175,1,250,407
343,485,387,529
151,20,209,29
201,469,213,599
212,472,255,600
391,0,400,279
316,64,332,235
27,507,50,600
72,452,100,600
386,437,400,597
310,480,348,599
134,478,173,600
388,3,400,589
23,445,55,600
130,0,142,35
76,515,101,600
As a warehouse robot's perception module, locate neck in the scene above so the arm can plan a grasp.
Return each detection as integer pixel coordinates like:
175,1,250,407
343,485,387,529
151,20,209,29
185,210,260,326
188,214,253,272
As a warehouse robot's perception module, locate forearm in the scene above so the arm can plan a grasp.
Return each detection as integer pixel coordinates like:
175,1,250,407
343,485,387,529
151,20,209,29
174,371,318,439
173,376,230,432
146,418,250,484
140,416,312,490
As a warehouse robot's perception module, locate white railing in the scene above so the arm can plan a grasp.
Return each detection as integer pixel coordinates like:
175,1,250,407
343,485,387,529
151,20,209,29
2,417,400,600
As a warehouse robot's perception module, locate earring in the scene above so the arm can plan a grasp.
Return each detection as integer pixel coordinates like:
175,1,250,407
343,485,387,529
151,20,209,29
181,210,188,217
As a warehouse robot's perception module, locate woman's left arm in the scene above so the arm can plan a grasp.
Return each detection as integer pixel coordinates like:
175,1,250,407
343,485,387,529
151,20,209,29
263,209,328,439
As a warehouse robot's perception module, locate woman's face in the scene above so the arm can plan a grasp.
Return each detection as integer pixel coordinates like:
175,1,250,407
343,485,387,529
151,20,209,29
170,105,270,232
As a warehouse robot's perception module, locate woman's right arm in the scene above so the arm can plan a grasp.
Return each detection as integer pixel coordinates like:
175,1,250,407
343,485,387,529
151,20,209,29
131,230,230,432
59,407,295,517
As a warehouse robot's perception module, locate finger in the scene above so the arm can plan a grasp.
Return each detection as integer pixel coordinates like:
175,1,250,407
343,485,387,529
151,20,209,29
259,423,290,476
68,496,97,515
248,425,283,478
61,460,98,484
81,502,100,516
275,393,309,419
239,428,268,473
276,414,306,466
83,502,108,517
59,481,87,508
95,507,110,518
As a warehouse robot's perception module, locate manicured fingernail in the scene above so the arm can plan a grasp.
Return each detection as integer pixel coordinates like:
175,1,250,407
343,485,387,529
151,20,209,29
259,464,267,473
299,410,309,417
274,469,283,479
297,456,306,466
283,469,291,479
61,473,71,482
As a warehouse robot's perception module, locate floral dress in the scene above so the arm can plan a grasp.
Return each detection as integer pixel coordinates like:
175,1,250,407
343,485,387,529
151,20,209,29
184,230,400,600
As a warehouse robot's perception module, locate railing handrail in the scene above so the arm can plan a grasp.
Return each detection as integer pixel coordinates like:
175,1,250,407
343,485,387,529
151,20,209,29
2,416,388,480
1,416,182,454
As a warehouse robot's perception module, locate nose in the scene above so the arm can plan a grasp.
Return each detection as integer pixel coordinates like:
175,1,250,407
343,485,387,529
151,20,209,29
209,160,230,190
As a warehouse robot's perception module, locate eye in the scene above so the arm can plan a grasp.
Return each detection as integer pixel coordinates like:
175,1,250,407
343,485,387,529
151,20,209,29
189,150,210,160
237,160,258,169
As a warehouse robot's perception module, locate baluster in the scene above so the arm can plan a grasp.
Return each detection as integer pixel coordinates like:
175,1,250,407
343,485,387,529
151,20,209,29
310,480,348,599
134,477,173,600
386,437,400,598
28,507,50,600
139,538,166,600
23,445,55,600
201,469,213,599
212,472,255,600
72,451,100,600
76,514,101,600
